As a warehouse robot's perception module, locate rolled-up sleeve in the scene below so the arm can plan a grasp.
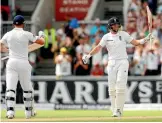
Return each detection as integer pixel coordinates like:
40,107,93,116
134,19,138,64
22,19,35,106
123,31,134,43
99,35,106,47
25,31,38,43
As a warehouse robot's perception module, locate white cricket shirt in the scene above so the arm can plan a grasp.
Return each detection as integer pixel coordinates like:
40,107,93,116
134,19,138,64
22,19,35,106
99,31,133,60
1,28,37,60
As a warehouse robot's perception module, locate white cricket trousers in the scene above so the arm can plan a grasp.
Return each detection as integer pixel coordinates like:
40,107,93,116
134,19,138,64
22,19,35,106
6,58,33,91
107,59,129,91
107,59,129,113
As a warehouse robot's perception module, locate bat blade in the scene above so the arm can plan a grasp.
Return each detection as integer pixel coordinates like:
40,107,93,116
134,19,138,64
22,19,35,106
146,6,153,49
146,6,152,33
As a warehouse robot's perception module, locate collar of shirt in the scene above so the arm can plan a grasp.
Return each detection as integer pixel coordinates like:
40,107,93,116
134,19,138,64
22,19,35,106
110,32,120,36
14,28,23,30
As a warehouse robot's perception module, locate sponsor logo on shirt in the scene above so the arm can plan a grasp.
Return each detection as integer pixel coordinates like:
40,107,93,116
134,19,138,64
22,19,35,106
119,36,122,41
106,40,113,41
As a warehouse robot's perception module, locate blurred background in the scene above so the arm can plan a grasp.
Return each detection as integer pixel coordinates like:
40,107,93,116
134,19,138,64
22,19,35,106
1,0,162,110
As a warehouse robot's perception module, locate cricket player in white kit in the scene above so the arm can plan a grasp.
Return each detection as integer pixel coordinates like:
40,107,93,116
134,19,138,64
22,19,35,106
82,17,153,117
0,15,45,119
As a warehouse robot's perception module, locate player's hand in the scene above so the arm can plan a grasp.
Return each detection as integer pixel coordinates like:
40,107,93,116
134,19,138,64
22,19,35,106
38,31,46,38
144,33,154,42
82,54,91,64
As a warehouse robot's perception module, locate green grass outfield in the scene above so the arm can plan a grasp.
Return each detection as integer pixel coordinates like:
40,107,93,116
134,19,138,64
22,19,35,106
1,110,162,122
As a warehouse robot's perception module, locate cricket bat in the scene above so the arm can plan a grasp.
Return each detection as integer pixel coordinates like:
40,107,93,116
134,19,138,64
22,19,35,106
146,5,153,49
1,43,44,60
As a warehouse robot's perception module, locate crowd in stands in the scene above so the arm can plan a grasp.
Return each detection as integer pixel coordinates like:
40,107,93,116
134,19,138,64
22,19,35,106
38,17,107,77
2,0,162,77
1,0,22,21
126,0,162,76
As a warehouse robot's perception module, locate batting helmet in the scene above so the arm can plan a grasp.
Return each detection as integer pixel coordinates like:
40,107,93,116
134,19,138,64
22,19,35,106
107,17,121,29
13,15,25,25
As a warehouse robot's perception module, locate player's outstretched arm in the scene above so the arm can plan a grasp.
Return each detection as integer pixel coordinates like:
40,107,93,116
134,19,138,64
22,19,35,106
28,31,45,52
130,33,154,46
82,44,102,64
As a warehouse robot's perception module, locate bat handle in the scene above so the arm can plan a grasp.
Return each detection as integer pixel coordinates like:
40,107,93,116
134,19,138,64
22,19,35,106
149,37,153,50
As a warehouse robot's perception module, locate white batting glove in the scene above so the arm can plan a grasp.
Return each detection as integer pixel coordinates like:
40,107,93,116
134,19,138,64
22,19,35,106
144,33,154,42
82,54,91,64
38,31,46,38
140,33,154,44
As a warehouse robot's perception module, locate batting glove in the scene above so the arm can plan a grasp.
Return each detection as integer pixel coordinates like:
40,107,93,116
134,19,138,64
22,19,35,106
140,33,154,44
82,54,91,64
38,31,46,38
144,33,154,42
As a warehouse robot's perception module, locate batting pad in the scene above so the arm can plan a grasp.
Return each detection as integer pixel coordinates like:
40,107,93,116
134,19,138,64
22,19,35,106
23,91,34,118
115,89,126,114
109,90,116,113
6,90,16,115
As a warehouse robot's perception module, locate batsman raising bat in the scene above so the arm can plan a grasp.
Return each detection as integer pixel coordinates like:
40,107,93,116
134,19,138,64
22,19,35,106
0,15,45,119
82,17,154,117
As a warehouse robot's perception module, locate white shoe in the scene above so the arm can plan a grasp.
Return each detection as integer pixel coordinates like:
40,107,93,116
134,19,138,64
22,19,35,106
6,114,14,119
113,109,122,117
25,110,36,119
25,112,32,119
32,110,37,117
6,111,14,119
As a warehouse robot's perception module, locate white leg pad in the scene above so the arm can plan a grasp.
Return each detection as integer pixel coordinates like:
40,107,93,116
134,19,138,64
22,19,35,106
23,91,33,118
115,89,126,114
6,90,16,116
109,90,116,113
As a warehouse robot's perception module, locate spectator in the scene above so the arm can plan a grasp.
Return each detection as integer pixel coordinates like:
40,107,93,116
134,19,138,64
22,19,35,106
72,29,80,47
77,21,90,36
76,36,92,74
142,1,148,10
157,22,162,45
55,47,72,77
56,25,66,41
152,16,159,38
74,53,89,75
51,29,65,61
126,9,138,39
129,0,141,13
127,9,137,24
136,8,147,35
76,37,91,55
143,41,160,76
65,18,79,39
64,37,76,59
90,18,107,44
15,6,22,16
91,63,104,76
92,36,102,66
131,45,146,76
40,23,56,59
157,3,162,15
64,37,76,74
82,32,91,46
